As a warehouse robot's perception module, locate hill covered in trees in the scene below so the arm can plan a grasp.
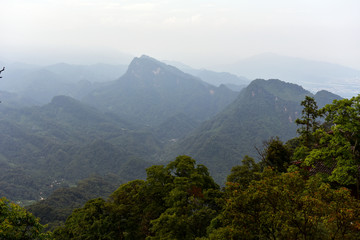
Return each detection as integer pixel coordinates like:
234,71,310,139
160,79,341,182
2,92,360,239
0,95,157,202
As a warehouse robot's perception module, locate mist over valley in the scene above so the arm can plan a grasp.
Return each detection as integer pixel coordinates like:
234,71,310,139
1,1,360,237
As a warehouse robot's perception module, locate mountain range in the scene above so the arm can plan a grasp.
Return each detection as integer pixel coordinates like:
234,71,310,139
1,53,357,107
164,60,250,91
0,62,128,104
213,53,360,98
159,79,340,181
82,55,238,126
0,55,343,203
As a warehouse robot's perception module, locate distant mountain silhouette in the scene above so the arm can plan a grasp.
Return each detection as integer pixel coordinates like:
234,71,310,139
83,55,238,126
164,60,249,91
215,53,360,98
0,62,128,104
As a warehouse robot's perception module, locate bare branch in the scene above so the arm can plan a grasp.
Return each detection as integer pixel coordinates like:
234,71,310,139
0,67,4,78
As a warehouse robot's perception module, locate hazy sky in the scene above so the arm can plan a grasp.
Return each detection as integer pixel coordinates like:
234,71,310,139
2,0,360,69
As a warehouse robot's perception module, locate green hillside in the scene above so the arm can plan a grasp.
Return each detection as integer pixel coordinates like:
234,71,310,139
161,79,341,182
0,96,157,202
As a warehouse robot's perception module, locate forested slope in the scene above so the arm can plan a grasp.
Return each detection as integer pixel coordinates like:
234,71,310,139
161,79,341,182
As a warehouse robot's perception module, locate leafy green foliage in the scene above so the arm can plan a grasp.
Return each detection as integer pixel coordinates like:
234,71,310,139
295,95,360,187
257,137,292,172
53,198,112,240
0,197,51,240
208,169,360,240
149,156,220,240
226,155,262,188
49,155,360,240
295,96,321,148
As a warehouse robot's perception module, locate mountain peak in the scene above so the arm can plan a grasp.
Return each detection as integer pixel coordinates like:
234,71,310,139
124,55,194,82
166,78,341,183
50,95,79,107
247,79,310,102
84,56,238,126
314,90,342,107
139,54,154,60
131,55,165,66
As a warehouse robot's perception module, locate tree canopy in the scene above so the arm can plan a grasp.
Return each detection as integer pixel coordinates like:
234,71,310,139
53,156,222,240
208,169,360,240
0,197,51,240
296,96,360,188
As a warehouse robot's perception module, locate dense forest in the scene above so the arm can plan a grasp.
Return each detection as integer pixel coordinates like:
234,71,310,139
2,95,360,239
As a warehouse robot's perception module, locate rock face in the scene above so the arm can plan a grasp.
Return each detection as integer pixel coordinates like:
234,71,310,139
83,55,238,126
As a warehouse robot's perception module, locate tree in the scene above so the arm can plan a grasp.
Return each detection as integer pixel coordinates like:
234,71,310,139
208,169,360,240
256,137,292,172
295,96,321,148
108,180,147,239
53,156,222,240
303,96,360,187
148,156,221,240
53,180,147,240
0,197,51,240
226,155,262,189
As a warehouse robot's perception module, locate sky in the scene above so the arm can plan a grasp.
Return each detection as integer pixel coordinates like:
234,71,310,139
1,0,360,69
